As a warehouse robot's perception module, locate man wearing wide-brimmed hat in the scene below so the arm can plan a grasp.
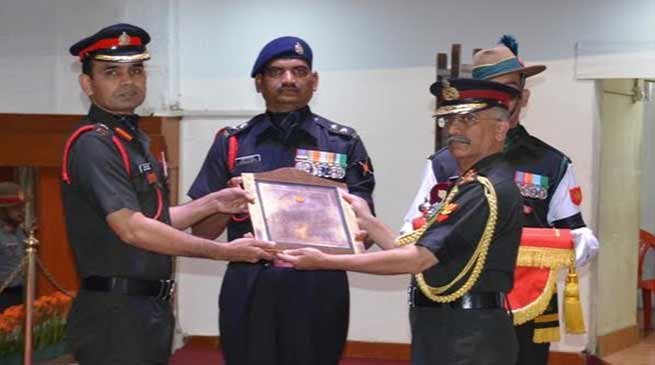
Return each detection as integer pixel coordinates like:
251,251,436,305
402,36,599,365
0,182,27,311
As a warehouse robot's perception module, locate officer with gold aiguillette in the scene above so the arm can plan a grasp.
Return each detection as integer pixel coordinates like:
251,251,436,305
279,78,524,365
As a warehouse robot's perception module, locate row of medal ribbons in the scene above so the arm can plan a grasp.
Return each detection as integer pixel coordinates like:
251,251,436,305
294,149,347,179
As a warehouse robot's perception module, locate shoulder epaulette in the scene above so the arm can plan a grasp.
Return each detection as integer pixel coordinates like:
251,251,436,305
216,119,256,139
62,123,131,184
92,123,111,136
230,118,257,134
313,116,358,138
525,134,572,163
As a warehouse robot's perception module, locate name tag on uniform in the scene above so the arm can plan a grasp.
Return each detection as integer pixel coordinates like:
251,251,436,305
138,162,153,173
235,154,262,167
515,171,549,200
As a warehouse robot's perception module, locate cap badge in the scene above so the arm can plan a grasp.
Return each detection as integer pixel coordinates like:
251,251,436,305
294,42,305,55
118,32,131,46
441,80,460,101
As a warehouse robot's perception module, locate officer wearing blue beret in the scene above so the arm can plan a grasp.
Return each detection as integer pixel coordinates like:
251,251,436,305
188,36,376,365
62,23,273,365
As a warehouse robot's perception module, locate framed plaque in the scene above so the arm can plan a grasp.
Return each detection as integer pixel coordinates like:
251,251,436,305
242,167,363,254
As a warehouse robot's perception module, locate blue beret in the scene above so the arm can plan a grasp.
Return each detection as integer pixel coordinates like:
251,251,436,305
69,23,150,63
251,36,313,78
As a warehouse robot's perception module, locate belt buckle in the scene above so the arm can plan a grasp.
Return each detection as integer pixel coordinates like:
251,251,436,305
158,279,176,301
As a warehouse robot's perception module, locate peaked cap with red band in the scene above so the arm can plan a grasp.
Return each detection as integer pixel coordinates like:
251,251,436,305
430,78,520,117
69,23,151,63
0,182,25,208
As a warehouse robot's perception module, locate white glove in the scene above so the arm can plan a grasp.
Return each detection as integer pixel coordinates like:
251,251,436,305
571,227,599,267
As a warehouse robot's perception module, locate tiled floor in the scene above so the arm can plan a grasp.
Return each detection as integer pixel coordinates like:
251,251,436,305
603,332,655,365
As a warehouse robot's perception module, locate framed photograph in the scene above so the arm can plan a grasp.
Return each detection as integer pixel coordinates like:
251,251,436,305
242,167,363,254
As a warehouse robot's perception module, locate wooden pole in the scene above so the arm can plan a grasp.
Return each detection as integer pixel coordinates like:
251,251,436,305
450,44,461,78
23,231,38,365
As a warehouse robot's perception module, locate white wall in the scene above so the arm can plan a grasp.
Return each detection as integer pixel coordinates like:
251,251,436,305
177,0,655,81
641,96,655,298
0,0,173,114
643,100,655,234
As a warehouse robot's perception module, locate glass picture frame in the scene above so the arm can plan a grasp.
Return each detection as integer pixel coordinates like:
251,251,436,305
242,167,363,254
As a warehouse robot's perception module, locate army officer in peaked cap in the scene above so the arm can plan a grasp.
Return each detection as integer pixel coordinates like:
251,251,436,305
280,78,523,365
63,23,273,365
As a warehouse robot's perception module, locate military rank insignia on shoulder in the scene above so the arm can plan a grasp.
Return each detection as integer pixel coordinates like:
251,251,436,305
93,123,111,136
313,116,358,139
457,169,478,186
218,120,253,139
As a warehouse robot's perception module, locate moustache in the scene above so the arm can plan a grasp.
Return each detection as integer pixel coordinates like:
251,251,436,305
115,86,140,98
277,86,300,93
447,135,471,145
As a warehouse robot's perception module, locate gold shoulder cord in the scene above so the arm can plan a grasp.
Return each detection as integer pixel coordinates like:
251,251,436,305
394,176,499,303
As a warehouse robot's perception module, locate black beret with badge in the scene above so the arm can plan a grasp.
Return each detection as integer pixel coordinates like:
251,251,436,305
69,23,151,63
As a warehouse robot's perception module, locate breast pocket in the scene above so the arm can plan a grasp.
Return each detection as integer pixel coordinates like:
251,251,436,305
130,170,162,219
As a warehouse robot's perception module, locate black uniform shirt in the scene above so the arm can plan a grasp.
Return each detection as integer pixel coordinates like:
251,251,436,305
416,153,522,293
504,125,585,229
188,106,375,240
422,125,585,231
61,105,172,280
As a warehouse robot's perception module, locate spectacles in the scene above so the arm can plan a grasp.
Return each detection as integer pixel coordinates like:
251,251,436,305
436,114,502,129
263,66,311,79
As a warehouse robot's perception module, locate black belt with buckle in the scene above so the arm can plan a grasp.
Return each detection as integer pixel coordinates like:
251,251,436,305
409,287,506,310
82,276,175,301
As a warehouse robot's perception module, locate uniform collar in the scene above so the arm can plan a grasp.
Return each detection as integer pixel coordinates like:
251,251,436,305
86,104,151,146
504,124,529,151
87,104,140,134
469,153,505,175
254,106,320,144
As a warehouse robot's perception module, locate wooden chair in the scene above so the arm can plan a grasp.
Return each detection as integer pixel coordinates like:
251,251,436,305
638,229,655,330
